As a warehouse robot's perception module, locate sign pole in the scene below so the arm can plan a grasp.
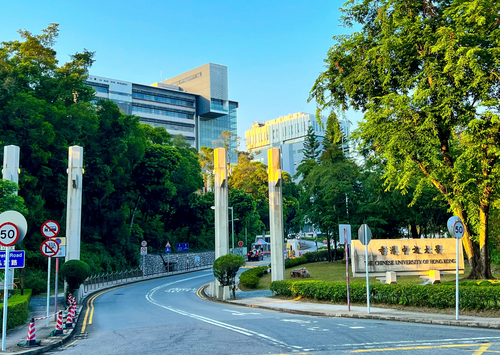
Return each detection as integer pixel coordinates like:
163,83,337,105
345,228,350,312
456,236,459,320
364,225,370,314
2,246,10,351
46,256,51,327
54,258,59,321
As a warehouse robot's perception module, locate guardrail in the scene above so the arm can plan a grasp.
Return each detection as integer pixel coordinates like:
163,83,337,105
82,262,213,294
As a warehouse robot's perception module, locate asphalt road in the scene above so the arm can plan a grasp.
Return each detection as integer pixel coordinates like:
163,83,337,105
49,270,500,355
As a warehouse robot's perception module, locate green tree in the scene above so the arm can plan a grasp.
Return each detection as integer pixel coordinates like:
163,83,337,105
60,259,90,295
0,180,28,215
213,254,245,299
310,0,500,278
302,126,321,162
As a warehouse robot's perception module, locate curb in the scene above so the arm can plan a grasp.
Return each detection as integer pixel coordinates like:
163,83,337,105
200,285,500,330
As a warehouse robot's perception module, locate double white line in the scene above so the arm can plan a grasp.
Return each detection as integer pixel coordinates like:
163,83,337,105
145,275,307,352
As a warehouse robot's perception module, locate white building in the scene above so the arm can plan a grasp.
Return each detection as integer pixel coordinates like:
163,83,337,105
245,112,350,181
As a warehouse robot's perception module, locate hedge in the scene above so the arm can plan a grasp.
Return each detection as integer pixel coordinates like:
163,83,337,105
0,289,32,331
239,265,269,289
270,280,500,311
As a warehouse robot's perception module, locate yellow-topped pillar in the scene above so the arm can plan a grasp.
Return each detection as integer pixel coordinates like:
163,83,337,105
268,148,285,281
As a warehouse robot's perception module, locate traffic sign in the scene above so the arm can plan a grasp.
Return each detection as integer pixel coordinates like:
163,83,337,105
238,241,244,247
0,211,27,245
447,216,465,239
165,242,171,248
339,224,352,244
165,247,171,253
40,239,59,257
358,224,372,245
53,237,66,258
41,220,60,238
0,222,19,247
140,246,147,255
0,250,25,268
141,240,147,247
176,243,189,252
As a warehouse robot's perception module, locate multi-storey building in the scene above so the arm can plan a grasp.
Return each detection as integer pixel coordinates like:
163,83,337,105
245,112,350,181
159,63,238,163
86,63,238,158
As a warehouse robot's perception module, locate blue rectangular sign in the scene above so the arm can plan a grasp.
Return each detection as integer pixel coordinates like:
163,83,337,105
0,250,26,268
176,243,189,252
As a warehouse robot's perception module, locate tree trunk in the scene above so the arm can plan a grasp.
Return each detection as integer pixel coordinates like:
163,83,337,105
410,223,418,239
478,192,493,279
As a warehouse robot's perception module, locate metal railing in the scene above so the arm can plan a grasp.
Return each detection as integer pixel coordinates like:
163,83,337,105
82,252,215,295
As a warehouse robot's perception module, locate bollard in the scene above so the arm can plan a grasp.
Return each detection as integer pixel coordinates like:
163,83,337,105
25,318,40,347
54,311,64,336
65,307,74,329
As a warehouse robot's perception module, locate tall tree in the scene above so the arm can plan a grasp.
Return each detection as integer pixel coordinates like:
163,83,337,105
302,126,321,162
310,0,500,278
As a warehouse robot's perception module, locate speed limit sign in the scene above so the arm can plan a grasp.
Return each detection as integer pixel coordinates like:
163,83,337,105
141,240,147,247
447,216,465,239
0,222,20,247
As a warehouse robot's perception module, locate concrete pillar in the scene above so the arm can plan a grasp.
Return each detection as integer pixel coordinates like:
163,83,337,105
65,146,83,262
2,145,20,288
268,148,285,281
2,145,20,194
213,148,230,299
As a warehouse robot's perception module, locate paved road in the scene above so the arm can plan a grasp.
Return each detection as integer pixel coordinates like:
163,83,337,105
49,270,500,355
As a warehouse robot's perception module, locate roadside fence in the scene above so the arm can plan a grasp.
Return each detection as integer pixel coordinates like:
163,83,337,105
82,251,215,296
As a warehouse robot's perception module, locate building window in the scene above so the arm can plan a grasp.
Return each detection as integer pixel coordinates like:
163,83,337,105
132,92,194,107
132,105,194,120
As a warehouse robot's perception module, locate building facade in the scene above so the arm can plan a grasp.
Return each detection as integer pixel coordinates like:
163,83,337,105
86,63,238,157
245,112,350,181
160,63,238,163
86,75,198,145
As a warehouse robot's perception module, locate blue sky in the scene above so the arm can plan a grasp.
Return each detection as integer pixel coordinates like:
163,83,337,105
1,0,362,146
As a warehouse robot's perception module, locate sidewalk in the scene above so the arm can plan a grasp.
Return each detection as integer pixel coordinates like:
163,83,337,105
223,289,500,330
1,294,79,354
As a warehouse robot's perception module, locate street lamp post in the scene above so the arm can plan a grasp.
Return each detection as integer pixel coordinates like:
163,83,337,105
229,207,234,254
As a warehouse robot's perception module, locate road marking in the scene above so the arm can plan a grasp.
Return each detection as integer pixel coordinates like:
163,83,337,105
350,343,497,353
146,278,306,351
472,344,494,355
350,326,365,329
222,309,261,316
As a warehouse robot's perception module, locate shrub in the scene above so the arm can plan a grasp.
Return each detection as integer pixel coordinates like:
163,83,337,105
239,265,269,289
213,254,245,299
25,269,46,295
60,260,90,295
270,280,500,311
0,289,31,331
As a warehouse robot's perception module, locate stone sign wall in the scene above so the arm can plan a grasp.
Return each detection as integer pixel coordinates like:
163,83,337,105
351,238,464,277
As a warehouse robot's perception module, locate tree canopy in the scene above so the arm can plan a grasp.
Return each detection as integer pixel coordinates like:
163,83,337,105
310,0,500,278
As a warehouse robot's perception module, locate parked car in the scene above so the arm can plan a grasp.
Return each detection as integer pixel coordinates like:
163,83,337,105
247,249,263,261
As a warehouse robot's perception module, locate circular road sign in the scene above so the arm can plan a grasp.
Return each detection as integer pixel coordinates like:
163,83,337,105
238,241,244,247
447,216,465,239
41,220,60,238
0,211,27,245
40,239,60,257
141,240,148,247
453,220,465,239
0,222,20,247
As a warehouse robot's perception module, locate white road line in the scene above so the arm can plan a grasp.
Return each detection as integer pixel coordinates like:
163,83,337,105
350,326,365,329
145,276,305,351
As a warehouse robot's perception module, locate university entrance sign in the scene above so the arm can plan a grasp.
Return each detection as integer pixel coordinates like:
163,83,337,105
351,238,464,277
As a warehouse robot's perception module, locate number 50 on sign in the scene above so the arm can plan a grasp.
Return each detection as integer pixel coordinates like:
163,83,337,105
0,222,19,247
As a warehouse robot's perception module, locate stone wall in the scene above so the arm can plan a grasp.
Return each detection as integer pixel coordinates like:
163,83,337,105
141,251,215,275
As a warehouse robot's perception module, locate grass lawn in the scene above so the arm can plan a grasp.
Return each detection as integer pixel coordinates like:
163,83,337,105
245,259,499,291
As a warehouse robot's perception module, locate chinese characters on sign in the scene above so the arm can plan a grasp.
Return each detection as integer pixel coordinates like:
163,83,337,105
377,244,444,255
350,239,464,277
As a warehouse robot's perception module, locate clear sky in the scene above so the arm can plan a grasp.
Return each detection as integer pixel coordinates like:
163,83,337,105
1,0,361,147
